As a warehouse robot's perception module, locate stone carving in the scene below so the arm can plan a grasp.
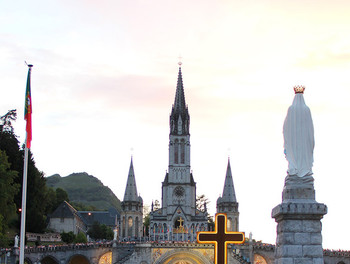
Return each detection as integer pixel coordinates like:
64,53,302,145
283,88,314,187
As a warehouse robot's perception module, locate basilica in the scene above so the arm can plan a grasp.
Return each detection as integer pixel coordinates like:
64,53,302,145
120,63,239,241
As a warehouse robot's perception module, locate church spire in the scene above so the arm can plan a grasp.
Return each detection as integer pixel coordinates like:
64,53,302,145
216,158,239,231
170,63,190,135
173,66,186,113
221,158,237,202
123,157,139,202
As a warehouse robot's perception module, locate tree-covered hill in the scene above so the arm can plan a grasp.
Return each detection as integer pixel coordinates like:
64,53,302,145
46,173,121,212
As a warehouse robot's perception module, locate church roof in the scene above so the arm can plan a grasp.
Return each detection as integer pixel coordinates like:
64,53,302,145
79,208,119,227
219,159,237,203
49,201,87,224
123,157,140,202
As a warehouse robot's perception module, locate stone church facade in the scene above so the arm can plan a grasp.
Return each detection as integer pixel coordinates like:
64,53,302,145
120,63,240,242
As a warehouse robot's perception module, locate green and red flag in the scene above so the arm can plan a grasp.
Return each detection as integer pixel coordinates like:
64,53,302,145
24,65,33,148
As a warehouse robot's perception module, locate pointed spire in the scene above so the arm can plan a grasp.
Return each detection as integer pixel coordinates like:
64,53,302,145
123,157,139,202
170,63,190,135
221,158,237,202
173,66,187,113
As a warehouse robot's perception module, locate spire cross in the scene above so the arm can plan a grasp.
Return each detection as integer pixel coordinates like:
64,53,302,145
178,55,182,66
197,213,245,264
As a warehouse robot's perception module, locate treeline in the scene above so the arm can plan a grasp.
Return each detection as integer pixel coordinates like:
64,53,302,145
0,110,69,247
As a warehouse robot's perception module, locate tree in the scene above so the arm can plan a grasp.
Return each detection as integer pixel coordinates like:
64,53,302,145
0,109,17,133
45,187,57,214
75,232,87,243
153,200,160,211
0,111,52,233
55,188,69,205
61,231,75,244
196,194,215,230
196,194,209,212
87,222,113,240
23,157,49,232
0,215,9,247
143,213,150,236
143,205,150,236
101,224,113,240
0,150,19,229
70,202,97,211
87,222,103,240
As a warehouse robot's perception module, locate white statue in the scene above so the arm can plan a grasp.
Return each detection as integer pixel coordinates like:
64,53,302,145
14,235,19,248
113,228,118,241
283,86,314,186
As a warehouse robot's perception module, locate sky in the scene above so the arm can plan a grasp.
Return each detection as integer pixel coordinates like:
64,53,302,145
1,0,349,250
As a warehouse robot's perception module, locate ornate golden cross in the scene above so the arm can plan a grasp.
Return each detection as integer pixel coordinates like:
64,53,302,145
197,213,245,264
178,217,184,227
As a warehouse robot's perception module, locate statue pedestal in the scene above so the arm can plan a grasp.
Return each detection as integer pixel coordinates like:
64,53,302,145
272,187,327,264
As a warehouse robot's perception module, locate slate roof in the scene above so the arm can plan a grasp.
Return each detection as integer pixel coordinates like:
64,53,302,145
49,201,87,224
78,208,119,227
123,157,140,202
217,159,237,203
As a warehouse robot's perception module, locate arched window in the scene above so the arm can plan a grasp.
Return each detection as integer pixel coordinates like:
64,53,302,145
254,254,267,264
174,139,179,164
128,217,133,237
99,252,112,264
227,217,232,231
180,139,185,164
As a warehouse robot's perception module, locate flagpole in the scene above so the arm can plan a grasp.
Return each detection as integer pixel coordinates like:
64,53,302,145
19,64,33,264
19,141,29,264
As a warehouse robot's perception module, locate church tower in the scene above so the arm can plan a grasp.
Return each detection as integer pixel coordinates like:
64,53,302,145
162,63,195,216
121,158,143,239
216,158,239,231
150,63,207,241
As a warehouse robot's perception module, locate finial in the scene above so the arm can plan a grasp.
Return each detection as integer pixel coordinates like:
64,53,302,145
178,55,182,67
294,85,305,94
25,61,33,68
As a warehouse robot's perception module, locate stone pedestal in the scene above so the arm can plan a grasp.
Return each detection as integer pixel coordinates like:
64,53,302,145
272,187,327,264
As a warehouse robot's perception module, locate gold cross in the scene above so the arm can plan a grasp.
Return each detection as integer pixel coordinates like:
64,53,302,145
197,213,245,264
178,217,184,227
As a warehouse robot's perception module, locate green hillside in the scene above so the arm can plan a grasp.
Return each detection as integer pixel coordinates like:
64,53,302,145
46,172,121,211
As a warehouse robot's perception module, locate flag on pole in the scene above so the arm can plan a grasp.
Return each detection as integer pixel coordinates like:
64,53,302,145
24,65,33,148
20,63,33,264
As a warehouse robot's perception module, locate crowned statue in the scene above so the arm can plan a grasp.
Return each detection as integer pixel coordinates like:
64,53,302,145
283,86,314,188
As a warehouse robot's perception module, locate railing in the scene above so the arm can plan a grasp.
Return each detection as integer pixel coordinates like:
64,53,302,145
324,249,350,257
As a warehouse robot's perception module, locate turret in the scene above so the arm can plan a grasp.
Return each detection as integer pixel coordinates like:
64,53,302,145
121,157,143,239
216,158,239,231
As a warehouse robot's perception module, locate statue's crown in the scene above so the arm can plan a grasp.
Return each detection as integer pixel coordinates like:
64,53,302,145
294,85,305,94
